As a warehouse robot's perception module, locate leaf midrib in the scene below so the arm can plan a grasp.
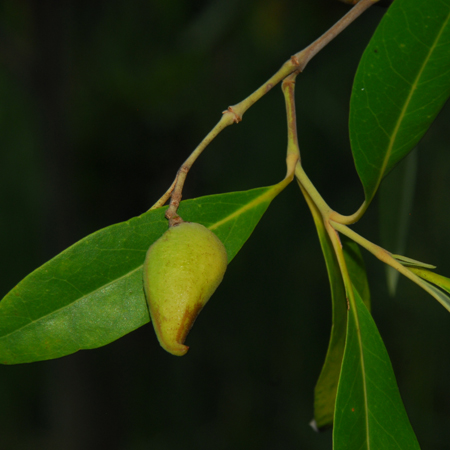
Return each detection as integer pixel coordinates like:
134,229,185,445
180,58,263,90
353,293,371,450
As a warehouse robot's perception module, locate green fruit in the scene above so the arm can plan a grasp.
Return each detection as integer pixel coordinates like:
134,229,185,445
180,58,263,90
143,222,228,356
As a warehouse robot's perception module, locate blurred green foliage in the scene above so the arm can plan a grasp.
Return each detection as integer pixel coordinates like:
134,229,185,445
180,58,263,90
0,1,449,449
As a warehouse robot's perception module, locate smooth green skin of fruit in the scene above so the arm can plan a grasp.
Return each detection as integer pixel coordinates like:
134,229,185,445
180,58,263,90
143,222,228,356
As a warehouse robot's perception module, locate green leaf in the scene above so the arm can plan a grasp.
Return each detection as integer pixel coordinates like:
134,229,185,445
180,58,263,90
313,236,370,430
333,289,420,450
0,184,286,365
350,0,450,205
302,184,370,430
310,211,347,430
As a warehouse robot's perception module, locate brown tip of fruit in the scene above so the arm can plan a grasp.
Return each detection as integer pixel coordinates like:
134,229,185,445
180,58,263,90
168,343,189,357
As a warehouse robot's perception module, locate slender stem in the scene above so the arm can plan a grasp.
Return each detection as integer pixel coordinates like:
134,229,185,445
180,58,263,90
329,220,443,300
152,0,376,221
164,112,235,225
149,178,177,211
295,0,379,224
295,0,378,69
326,220,356,309
281,72,301,177
295,160,353,309
282,79,363,226
331,220,450,313
287,72,352,302
230,0,377,121
298,173,355,308
340,0,380,5
331,220,389,260
294,153,365,226
329,202,367,225
295,160,366,225
295,162,333,219
282,73,301,158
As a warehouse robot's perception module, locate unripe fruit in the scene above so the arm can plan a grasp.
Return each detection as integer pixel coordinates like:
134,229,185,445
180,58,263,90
143,222,228,356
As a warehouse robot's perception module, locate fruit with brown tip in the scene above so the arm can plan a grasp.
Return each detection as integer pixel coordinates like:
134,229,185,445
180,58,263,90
143,222,228,356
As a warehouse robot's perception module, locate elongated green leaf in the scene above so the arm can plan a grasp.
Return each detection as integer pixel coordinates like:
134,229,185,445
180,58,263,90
301,183,370,430
310,212,347,430
313,236,370,430
300,186,347,430
0,183,287,365
334,289,420,450
350,0,450,205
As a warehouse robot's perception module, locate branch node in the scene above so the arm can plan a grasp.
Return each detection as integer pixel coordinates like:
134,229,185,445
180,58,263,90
290,55,300,67
223,106,242,123
282,76,296,90
179,164,190,175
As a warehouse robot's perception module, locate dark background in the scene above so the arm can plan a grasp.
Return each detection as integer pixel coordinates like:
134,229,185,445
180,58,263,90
1,1,449,449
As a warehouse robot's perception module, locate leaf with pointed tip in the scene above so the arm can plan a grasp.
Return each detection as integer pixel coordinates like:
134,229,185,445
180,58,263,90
333,288,420,450
0,183,288,365
350,0,450,205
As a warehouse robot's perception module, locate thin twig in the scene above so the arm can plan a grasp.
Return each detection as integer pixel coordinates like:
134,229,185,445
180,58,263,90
329,219,446,303
296,0,378,68
281,72,301,170
156,0,377,224
149,177,177,211
164,112,235,225
230,0,378,121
